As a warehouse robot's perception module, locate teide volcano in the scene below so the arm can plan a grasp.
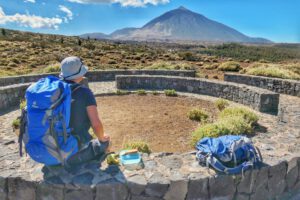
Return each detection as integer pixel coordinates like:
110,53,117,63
81,6,271,43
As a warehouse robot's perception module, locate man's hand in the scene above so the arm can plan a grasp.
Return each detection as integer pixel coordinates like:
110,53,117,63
99,134,110,142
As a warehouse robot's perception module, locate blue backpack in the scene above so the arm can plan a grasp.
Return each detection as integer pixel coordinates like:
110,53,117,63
196,135,262,175
19,76,80,166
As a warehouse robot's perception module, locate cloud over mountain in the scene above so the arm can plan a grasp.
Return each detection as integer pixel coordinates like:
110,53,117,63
67,0,169,7
0,7,62,29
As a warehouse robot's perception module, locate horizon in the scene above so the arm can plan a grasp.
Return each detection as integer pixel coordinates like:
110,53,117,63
0,0,299,43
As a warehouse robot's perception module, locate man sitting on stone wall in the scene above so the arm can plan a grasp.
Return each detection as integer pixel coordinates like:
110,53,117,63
60,56,111,167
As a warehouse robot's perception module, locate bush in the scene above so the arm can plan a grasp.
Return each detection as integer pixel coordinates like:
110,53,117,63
204,64,218,70
12,118,20,130
164,89,177,97
123,141,151,154
215,99,229,111
136,89,146,95
43,64,60,73
152,91,159,95
219,107,259,125
188,109,209,122
115,90,130,95
191,107,259,146
20,100,26,110
218,61,241,72
246,64,300,80
191,123,225,146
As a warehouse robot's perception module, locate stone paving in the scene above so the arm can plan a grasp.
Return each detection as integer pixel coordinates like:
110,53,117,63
0,81,299,199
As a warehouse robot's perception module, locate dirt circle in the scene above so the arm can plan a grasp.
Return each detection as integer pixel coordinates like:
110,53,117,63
96,94,218,153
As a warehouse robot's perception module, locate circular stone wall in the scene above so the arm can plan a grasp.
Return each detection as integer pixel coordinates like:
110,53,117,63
0,73,300,200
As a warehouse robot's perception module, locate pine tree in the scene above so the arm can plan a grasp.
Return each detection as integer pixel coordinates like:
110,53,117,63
1,29,6,36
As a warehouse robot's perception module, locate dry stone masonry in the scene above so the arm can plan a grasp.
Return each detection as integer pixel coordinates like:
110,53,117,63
224,73,300,97
0,71,300,200
0,70,196,87
116,75,280,114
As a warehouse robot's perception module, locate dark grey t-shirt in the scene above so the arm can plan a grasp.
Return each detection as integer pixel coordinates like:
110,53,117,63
68,82,97,147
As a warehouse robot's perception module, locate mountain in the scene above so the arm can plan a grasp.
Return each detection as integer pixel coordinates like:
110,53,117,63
81,6,271,43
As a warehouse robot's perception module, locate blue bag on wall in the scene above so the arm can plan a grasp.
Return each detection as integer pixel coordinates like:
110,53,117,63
196,135,262,175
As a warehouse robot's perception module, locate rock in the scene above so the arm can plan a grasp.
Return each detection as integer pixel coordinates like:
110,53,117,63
64,185,94,200
127,175,147,195
250,167,269,200
159,155,183,170
36,182,64,200
131,195,162,200
237,170,258,194
72,172,94,185
209,175,235,200
96,182,128,200
286,157,299,191
0,177,7,200
145,172,169,198
164,180,188,200
7,177,36,200
186,178,209,200
234,193,250,200
268,161,287,197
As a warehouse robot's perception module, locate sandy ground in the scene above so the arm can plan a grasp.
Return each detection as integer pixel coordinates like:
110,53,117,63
96,94,218,153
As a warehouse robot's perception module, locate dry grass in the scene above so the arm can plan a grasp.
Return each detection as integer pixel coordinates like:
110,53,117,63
245,63,300,80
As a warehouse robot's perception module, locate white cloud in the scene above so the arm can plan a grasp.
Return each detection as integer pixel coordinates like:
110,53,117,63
0,7,63,29
24,0,36,3
67,0,169,7
59,5,73,22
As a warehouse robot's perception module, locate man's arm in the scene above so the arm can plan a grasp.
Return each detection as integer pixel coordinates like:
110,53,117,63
87,105,110,142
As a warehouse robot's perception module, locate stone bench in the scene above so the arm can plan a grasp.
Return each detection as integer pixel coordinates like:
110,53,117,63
116,75,280,114
224,73,300,97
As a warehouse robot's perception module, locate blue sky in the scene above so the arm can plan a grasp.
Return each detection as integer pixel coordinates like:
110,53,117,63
0,0,299,43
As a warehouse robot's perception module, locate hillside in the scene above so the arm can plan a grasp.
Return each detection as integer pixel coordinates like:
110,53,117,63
0,28,299,79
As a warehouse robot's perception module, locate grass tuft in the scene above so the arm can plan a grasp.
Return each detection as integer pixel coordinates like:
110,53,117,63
123,141,151,154
218,61,241,72
115,90,130,95
215,99,229,111
187,108,209,122
136,89,147,95
164,89,177,97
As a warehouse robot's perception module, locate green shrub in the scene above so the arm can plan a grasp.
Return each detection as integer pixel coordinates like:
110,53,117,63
191,107,259,146
188,109,209,122
218,61,241,72
215,99,229,111
136,89,146,95
246,64,300,80
219,107,259,125
191,123,225,146
12,118,20,130
43,64,60,73
20,100,26,110
123,141,151,154
204,64,218,70
151,91,159,95
115,90,130,95
164,89,177,97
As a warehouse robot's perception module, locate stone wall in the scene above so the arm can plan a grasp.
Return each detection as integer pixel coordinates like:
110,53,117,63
224,73,300,97
0,70,195,111
116,75,280,114
0,155,299,200
0,83,31,111
0,70,196,87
